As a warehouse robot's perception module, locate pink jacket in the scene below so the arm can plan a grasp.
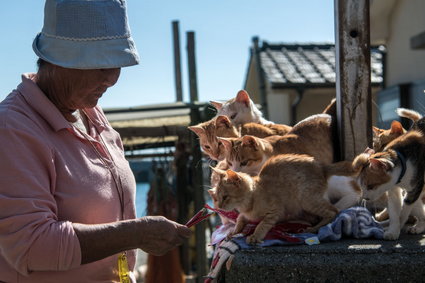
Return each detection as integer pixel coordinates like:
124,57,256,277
0,74,137,282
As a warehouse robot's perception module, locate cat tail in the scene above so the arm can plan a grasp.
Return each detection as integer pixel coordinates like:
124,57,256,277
396,108,422,122
322,98,341,162
322,98,336,117
397,108,425,133
323,160,360,179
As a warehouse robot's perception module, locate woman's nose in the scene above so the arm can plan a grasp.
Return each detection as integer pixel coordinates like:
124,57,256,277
101,68,121,87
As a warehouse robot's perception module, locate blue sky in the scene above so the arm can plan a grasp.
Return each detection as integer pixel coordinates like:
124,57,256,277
0,0,334,109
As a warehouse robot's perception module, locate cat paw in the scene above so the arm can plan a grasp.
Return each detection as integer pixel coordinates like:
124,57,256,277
226,232,243,241
225,233,235,241
383,230,400,240
246,234,263,245
408,222,425,234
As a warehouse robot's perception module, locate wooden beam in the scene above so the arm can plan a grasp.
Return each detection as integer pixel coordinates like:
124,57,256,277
114,125,188,139
334,0,372,161
172,21,184,101
252,36,270,119
186,30,208,280
187,31,199,103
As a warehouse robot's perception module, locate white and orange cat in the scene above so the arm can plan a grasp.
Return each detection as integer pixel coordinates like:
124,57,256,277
210,90,273,126
209,154,359,244
370,108,423,221
353,116,425,240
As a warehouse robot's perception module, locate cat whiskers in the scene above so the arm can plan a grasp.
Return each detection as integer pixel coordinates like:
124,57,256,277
202,184,214,191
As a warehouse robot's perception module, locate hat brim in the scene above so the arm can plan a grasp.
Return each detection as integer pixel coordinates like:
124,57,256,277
32,32,140,69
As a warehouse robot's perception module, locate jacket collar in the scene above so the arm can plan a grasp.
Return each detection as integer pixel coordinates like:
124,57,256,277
17,73,106,134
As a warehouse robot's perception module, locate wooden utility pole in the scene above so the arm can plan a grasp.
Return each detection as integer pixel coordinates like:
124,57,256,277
334,0,372,161
252,36,269,120
172,20,183,102
187,31,207,281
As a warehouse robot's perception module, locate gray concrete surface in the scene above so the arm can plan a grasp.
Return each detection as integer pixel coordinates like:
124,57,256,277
218,234,425,282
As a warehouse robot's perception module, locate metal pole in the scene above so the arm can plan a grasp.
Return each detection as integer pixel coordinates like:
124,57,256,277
334,0,372,161
172,20,183,102
186,30,207,281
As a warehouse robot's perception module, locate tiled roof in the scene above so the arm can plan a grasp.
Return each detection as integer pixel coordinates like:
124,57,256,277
258,42,383,87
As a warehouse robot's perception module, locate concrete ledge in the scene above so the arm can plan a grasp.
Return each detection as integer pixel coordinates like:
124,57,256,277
218,234,425,282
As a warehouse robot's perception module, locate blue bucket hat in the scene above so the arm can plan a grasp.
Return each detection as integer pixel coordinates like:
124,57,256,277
33,0,140,69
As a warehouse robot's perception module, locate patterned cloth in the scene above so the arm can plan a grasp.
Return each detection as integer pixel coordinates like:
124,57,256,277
318,206,384,241
205,206,384,282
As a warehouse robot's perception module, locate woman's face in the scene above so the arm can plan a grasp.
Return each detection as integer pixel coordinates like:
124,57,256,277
66,68,121,109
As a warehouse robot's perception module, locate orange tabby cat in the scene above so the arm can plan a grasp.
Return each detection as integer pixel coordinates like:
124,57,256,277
209,154,358,244
189,115,291,161
372,108,422,152
188,116,239,161
218,113,334,174
372,121,405,152
218,134,360,210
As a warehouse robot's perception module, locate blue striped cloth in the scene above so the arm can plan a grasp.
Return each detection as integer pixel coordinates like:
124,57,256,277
318,206,384,241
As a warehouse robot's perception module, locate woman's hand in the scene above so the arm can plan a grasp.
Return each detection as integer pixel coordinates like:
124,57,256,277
137,216,191,256
73,216,192,264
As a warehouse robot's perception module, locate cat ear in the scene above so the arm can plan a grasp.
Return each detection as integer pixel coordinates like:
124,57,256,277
210,165,226,176
372,126,383,136
225,169,241,184
352,153,371,171
369,158,393,171
241,135,258,149
217,137,232,153
363,147,375,155
216,115,232,128
210,101,223,110
390,120,404,135
188,126,205,137
235,90,251,107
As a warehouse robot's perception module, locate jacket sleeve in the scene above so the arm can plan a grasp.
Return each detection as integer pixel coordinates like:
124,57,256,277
0,125,81,275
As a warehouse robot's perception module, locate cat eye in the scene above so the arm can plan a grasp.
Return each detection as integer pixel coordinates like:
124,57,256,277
204,145,211,150
222,195,228,201
230,113,237,119
240,160,249,167
367,185,376,191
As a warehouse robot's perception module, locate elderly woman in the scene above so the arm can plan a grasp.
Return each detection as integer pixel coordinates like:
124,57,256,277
0,0,191,282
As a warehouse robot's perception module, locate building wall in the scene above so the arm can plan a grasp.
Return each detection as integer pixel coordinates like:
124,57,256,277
385,0,425,86
244,57,261,104
264,87,380,126
266,88,293,125
296,89,335,122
